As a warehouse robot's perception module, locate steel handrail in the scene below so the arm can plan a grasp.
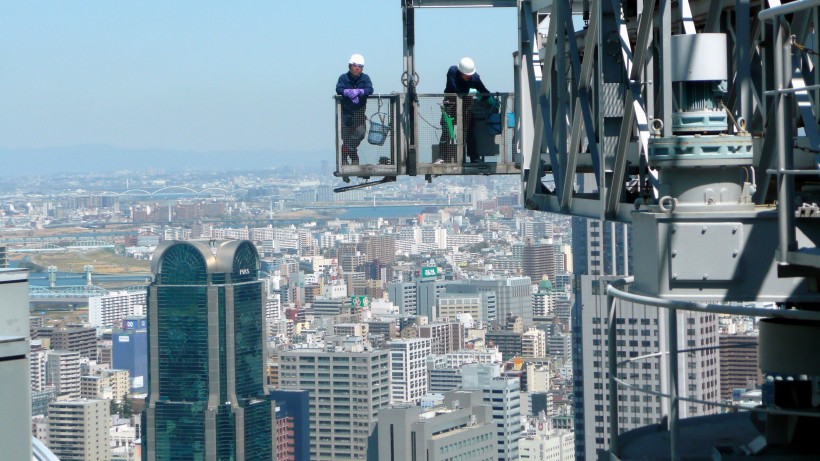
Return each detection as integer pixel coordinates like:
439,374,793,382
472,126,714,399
605,277,820,461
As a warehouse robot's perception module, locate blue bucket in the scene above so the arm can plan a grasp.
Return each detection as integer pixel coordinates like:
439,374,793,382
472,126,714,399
368,113,390,146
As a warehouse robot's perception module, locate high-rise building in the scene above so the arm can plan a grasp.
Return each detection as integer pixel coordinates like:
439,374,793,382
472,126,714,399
522,242,556,283
521,327,547,358
440,283,498,321
0,268,32,460
31,344,48,392
377,390,497,461
719,334,761,401
112,316,148,392
571,219,720,461
50,326,97,360
47,350,81,399
418,322,463,355
89,290,147,328
462,364,522,461
467,277,532,324
389,338,431,403
361,234,397,265
279,347,390,459
532,278,556,318
388,277,448,320
47,399,111,461
438,292,485,322
142,240,274,461
485,330,523,360
268,389,310,461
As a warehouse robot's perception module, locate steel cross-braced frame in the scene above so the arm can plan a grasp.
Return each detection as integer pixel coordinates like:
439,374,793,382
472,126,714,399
521,0,662,222
517,0,820,223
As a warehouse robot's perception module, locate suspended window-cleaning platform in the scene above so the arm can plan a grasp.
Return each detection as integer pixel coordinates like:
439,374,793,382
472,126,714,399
333,92,520,189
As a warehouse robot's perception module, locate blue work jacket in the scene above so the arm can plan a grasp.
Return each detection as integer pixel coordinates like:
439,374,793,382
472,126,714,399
443,65,490,94
336,71,374,113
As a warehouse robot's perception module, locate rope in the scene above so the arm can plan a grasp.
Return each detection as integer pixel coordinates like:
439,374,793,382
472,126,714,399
792,37,820,56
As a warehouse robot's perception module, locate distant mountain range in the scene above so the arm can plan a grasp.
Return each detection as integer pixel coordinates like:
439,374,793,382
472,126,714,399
0,145,334,176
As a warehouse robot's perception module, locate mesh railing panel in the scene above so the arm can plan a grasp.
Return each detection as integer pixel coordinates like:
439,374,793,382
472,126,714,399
335,94,397,171
416,93,515,165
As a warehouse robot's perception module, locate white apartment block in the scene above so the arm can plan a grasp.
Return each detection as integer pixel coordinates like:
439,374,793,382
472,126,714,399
250,224,275,241
89,290,147,328
446,233,484,250
273,226,300,251
47,350,81,399
533,290,555,317
319,231,336,249
520,422,575,461
389,338,432,403
211,226,250,240
31,347,47,392
522,327,547,358
437,348,503,368
47,399,111,461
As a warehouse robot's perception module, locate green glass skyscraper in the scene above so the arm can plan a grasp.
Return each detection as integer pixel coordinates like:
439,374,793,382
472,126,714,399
142,240,273,461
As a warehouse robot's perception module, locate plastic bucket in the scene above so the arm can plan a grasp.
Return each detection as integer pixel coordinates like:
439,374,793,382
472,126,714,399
368,115,390,146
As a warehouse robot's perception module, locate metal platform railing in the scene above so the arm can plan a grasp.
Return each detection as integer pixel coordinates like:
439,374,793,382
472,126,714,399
604,277,820,461
415,93,517,169
333,92,520,184
334,94,400,178
759,0,820,274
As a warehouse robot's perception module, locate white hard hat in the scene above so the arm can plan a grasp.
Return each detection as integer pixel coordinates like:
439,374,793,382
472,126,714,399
458,57,476,76
349,54,365,66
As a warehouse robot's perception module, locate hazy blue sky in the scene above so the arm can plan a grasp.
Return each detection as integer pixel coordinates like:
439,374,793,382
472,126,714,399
1,2,518,157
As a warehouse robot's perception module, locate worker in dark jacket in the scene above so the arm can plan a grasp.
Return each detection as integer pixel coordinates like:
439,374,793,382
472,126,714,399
336,53,374,165
439,56,491,163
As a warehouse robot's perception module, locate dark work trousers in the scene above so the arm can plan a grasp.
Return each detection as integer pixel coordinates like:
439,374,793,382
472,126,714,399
439,95,477,163
341,108,366,165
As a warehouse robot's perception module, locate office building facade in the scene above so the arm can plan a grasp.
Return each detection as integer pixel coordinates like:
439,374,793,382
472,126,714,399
470,277,532,324
377,390,497,461
462,364,522,461
279,348,390,460
113,316,148,392
142,240,274,461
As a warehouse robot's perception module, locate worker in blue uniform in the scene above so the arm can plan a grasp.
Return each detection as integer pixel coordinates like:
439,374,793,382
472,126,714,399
439,57,491,163
336,53,374,165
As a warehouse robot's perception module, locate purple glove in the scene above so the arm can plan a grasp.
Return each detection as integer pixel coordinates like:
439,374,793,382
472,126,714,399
343,88,356,99
354,88,365,97
351,95,360,104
